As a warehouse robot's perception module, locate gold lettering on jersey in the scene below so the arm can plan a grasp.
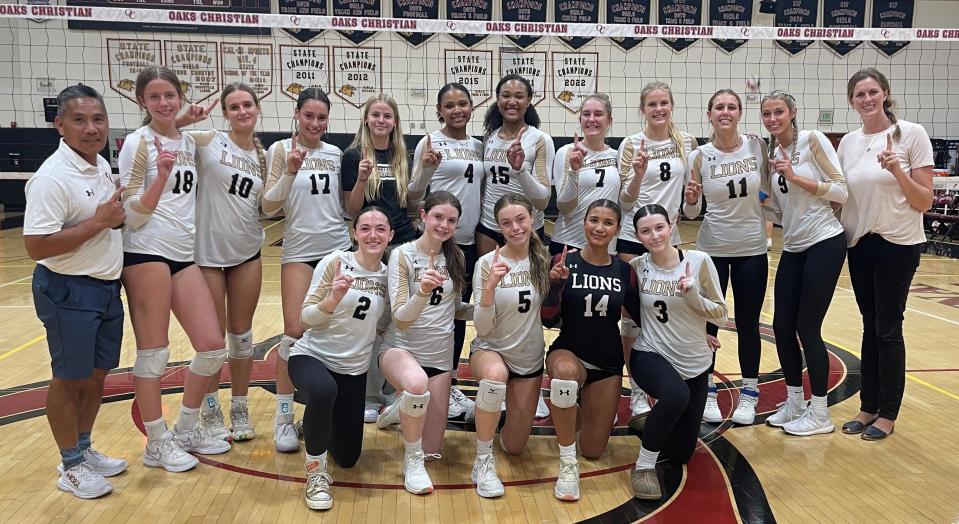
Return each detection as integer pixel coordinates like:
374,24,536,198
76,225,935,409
584,157,617,169
647,144,679,161
640,277,680,297
499,270,532,288
413,265,450,281
710,156,758,179
175,151,196,167
570,274,622,292
300,157,337,172
484,147,508,163
444,147,483,161
218,150,260,177
352,277,387,297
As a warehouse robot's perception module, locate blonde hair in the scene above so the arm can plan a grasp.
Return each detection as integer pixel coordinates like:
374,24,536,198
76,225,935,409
221,82,267,185
350,94,409,206
493,194,550,297
847,67,901,141
640,82,687,168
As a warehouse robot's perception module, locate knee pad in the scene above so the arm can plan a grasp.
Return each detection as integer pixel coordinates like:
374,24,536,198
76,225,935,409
227,330,254,359
550,378,579,409
133,347,170,379
475,379,506,413
399,391,431,418
188,348,228,377
278,335,297,361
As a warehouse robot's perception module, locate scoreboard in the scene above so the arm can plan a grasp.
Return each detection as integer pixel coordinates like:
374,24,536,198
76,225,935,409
66,0,270,35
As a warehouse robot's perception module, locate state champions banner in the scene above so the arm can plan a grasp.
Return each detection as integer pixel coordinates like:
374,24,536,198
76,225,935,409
393,0,438,47
448,0,492,48
606,0,651,51
659,0,703,52
822,0,865,57
332,0,380,45
775,0,819,55
555,0,599,50
872,0,915,57
710,0,752,53
445,49,493,106
552,52,597,113
278,0,326,43
502,0,547,49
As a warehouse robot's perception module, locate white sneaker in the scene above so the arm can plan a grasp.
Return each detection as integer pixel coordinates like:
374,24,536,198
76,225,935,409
294,419,304,440
766,399,806,428
449,386,474,419
702,394,723,423
144,432,199,472
731,388,760,425
403,450,433,494
305,470,333,510
536,391,550,419
274,422,300,453
471,452,504,498
630,389,652,417
201,407,232,441
783,407,835,436
230,403,256,441
57,462,112,499
174,424,231,455
80,448,128,477
363,404,381,423
554,457,580,501
376,398,401,429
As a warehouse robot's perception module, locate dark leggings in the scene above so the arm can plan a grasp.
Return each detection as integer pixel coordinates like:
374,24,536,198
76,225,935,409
706,253,768,378
452,243,478,385
288,355,367,466
847,233,920,420
630,350,708,465
773,233,846,397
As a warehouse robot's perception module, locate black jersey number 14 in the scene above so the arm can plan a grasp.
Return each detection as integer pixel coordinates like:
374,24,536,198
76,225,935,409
584,293,609,317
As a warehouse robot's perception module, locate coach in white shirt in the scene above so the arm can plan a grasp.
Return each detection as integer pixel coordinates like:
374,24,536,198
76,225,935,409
24,85,129,499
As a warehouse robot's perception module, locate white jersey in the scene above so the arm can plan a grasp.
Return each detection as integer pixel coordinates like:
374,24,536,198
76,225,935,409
618,132,696,246
290,250,390,376
684,136,771,258
382,242,458,370
193,130,265,267
23,140,123,280
769,130,847,253
480,126,554,231
471,251,545,375
551,142,622,252
264,139,351,263
631,250,727,379
119,126,198,262
838,120,934,247
409,130,484,245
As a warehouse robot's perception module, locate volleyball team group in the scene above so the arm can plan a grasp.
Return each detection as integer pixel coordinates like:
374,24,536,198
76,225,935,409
25,64,934,508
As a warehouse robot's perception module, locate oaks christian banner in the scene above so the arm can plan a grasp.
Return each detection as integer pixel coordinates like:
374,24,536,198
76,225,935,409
445,49,493,106
555,0,598,50
280,45,330,101
606,0,651,51
500,49,546,105
710,0,752,53
333,0,380,45
659,0,702,52
552,52,597,113
822,0,865,57
448,0,492,47
775,0,819,55
502,0,547,49
278,0,326,43
872,0,914,57
393,0,438,47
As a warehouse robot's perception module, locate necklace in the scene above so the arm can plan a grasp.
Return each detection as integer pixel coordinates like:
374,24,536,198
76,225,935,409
714,135,742,153
864,132,882,152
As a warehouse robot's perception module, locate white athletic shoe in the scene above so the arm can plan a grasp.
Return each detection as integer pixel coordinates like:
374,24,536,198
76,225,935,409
471,452,505,498
144,432,199,473
702,394,723,423
731,389,760,425
403,450,433,494
363,404,381,424
630,389,652,417
766,399,806,428
59,448,128,478
174,424,231,455
274,422,300,453
783,407,835,436
305,470,333,510
554,457,580,501
448,386,475,419
536,391,550,419
294,419,304,440
201,407,232,441
230,403,256,441
376,398,402,429
57,462,112,499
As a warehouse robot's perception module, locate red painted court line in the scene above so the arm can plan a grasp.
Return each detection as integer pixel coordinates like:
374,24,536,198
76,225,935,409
720,368,959,376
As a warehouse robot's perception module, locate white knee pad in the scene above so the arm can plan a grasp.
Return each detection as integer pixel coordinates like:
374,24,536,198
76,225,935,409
475,379,507,413
550,379,579,409
278,335,297,361
133,347,170,379
399,391,431,418
188,348,229,377
227,330,254,359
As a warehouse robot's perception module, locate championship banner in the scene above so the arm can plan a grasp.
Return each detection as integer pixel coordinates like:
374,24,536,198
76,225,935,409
445,49,493,106
163,41,219,104
555,0,598,50
278,0,326,43
710,0,751,53
775,0,819,55
659,0,702,52
500,49,546,105
393,0,438,47
551,52,597,113
606,0,650,51
107,38,161,104
448,0,492,47
66,0,270,35
822,0,865,57
280,45,330,101
333,0,380,45
872,0,914,57
220,43,273,100
332,46,383,108
502,0,547,49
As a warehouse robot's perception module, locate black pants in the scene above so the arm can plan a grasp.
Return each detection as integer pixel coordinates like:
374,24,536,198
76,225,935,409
630,350,709,465
847,233,920,420
452,243,478,385
773,233,846,396
288,355,366,466
706,253,768,378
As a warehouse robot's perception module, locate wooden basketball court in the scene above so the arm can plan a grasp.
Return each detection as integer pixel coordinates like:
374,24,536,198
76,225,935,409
0,219,957,523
